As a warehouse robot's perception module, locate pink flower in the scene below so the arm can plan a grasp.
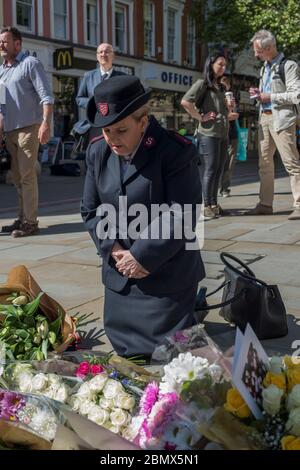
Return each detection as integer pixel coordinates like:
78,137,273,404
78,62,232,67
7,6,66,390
0,391,25,421
90,364,104,375
172,331,188,343
139,382,160,416
147,392,179,437
75,361,90,378
164,442,177,450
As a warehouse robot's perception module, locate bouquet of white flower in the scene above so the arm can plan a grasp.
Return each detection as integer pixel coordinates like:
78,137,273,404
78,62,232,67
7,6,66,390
69,372,136,436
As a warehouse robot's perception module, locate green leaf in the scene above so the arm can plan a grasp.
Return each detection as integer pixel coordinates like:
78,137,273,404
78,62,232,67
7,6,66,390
36,349,44,361
15,329,30,340
23,292,44,316
23,316,35,328
1,305,19,316
49,314,61,337
41,339,48,360
5,348,15,361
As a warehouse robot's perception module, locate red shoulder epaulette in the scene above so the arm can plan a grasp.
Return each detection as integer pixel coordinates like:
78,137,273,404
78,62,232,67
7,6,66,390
170,131,193,145
90,135,104,145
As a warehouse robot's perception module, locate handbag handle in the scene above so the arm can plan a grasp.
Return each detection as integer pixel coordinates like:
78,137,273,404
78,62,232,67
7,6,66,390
195,287,247,311
220,252,268,287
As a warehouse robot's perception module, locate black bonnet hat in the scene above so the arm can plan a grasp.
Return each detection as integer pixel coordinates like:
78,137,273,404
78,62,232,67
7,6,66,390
87,75,152,128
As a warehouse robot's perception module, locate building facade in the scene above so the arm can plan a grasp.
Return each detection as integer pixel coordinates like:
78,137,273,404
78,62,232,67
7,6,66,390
1,0,204,137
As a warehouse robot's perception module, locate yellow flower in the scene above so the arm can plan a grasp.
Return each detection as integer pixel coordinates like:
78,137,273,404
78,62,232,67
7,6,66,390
224,388,251,419
281,435,300,450
287,369,300,392
263,372,286,391
284,356,300,369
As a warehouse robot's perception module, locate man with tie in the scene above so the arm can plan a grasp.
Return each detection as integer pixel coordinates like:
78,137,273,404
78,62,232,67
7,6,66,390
75,43,126,140
76,43,126,110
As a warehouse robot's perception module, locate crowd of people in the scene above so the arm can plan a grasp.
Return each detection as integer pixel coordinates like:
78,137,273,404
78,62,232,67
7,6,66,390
0,25,300,357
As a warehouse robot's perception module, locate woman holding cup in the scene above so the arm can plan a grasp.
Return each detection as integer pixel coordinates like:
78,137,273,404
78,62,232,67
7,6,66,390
181,52,231,219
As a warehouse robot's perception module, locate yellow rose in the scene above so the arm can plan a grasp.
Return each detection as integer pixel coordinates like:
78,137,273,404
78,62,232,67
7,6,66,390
263,372,286,391
287,369,300,392
224,388,251,419
284,356,300,369
281,435,300,450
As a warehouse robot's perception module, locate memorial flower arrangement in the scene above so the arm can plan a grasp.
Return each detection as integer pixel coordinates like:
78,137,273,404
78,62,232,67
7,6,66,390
69,369,137,436
221,355,300,450
0,389,60,441
3,362,72,404
126,352,230,450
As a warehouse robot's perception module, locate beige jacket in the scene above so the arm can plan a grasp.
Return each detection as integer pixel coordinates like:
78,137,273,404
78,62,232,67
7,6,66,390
259,52,300,132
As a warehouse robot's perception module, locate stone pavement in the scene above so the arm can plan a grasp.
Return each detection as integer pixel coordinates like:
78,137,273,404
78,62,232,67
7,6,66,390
0,160,300,356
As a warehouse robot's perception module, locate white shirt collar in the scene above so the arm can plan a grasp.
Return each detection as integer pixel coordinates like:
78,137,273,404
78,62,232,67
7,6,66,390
100,66,113,78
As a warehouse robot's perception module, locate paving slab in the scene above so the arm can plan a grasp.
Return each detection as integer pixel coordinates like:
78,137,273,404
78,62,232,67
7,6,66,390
204,224,253,240
222,241,300,256
0,259,45,275
45,246,102,267
244,256,300,287
234,221,300,244
0,239,26,250
28,262,103,310
0,243,79,261
201,250,261,265
202,239,236,251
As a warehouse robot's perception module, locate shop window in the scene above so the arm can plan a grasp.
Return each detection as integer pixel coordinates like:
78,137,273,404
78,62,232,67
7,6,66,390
149,90,185,130
86,0,98,46
144,0,155,58
16,0,34,32
53,0,68,40
115,3,127,53
187,16,196,67
53,75,78,139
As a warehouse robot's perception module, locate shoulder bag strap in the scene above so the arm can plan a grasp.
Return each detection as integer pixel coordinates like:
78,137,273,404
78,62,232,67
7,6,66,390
195,286,247,311
220,252,268,286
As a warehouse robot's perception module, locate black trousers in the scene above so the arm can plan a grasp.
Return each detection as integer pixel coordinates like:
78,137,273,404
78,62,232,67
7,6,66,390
197,134,228,206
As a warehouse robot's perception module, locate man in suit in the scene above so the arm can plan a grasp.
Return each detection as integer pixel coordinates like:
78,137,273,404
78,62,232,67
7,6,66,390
81,76,205,358
76,43,126,110
75,43,126,140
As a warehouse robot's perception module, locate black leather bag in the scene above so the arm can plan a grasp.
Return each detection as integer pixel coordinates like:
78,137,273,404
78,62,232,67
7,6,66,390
195,252,288,340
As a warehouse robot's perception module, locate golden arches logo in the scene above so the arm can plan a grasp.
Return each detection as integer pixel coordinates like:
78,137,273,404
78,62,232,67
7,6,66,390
57,50,72,68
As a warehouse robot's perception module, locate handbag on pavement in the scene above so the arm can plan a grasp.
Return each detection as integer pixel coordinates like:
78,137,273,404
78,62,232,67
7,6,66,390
195,252,288,340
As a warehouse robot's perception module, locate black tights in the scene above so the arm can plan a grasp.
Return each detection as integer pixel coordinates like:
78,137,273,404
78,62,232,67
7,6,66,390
198,135,228,206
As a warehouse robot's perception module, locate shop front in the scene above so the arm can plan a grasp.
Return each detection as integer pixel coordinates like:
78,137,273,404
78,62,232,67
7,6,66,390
141,63,201,131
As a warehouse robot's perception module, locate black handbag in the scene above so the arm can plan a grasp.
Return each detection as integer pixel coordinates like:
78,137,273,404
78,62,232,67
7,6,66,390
195,252,288,340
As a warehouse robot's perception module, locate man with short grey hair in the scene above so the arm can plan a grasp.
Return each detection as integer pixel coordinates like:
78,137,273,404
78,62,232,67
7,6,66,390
75,43,126,140
248,29,300,220
76,43,125,110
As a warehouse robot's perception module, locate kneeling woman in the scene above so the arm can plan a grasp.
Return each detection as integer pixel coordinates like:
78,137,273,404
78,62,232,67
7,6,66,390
81,75,205,357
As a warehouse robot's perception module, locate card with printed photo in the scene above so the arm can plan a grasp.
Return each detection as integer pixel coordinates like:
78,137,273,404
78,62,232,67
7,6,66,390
232,324,269,419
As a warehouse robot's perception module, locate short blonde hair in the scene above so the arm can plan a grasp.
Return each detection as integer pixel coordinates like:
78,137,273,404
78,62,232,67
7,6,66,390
131,104,150,121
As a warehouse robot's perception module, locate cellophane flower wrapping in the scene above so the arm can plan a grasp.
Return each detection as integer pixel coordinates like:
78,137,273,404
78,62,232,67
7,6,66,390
0,387,66,442
126,349,232,450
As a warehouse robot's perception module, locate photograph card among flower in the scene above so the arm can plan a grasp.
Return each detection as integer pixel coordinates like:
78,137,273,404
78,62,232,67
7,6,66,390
232,324,269,419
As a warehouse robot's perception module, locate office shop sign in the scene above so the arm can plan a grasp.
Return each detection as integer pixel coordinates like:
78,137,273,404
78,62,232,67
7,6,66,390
161,70,193,88
54,47,73,70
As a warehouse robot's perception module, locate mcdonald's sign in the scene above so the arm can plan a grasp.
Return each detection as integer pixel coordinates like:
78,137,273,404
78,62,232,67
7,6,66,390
54,47,73,70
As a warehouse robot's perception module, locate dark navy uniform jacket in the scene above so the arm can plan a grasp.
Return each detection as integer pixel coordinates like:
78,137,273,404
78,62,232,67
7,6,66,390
81,116,205,295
